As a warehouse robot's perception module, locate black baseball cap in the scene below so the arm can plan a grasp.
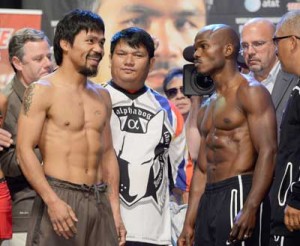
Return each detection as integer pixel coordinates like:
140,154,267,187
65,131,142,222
183,45,195,63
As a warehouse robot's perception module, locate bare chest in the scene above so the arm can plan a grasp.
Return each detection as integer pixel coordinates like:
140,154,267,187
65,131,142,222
201,95,245,136
47,93,107,132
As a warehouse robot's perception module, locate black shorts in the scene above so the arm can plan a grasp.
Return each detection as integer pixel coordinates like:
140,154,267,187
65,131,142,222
269,234,300,246
194,174,270,246
26,176,118,246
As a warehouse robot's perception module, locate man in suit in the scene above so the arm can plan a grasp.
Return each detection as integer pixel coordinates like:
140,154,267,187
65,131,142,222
0,28,53,246
241,18,298,136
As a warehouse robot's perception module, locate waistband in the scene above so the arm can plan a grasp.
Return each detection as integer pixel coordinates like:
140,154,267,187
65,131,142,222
46,176,107,204
205,174,252,193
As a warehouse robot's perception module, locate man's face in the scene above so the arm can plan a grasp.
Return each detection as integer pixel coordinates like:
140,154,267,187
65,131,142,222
241,23,277,79
110,40,154,90
97,0,206,92
274,28,293,74
68,30,105,77
18,40,52,86
165,76,191,117
193,30,224,76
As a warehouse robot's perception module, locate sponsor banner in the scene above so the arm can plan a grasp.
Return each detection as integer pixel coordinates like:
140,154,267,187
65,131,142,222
5,0,299,90
206,0,296,33
0,9,42,89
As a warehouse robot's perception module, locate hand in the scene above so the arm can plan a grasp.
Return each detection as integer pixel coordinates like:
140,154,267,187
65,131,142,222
284,205,300,231
47,198,78,239
114,215,126,246
0,128,13,151
228,208,256,243
177,224,194,246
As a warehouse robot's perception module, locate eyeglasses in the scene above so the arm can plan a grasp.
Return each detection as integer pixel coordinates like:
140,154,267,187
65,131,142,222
165,86,184,99
240,40,270,53
272,35,300,46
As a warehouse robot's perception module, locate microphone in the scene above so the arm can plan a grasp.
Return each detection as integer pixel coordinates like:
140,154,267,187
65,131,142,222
183,45,194,63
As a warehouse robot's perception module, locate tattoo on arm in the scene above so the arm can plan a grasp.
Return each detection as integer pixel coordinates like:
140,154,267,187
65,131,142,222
23,84,35,116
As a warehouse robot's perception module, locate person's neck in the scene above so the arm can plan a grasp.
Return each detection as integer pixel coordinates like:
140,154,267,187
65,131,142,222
17,74,30,88
111,79,145,93
56,67,87,88
212,66,241,94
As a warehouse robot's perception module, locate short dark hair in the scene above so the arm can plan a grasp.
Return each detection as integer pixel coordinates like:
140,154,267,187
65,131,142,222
163,68,183,95
110,27,155,59
53,9,105,66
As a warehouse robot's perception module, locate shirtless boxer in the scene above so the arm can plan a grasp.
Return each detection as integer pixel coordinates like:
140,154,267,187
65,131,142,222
16,9,125,246
178,24,277,246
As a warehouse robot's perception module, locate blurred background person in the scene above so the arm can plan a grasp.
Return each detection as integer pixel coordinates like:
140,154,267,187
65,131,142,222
163,68,201,162
163,68,191,121
163,67,201,245
92,0,206,93
0,28,53,246
241,18,298,138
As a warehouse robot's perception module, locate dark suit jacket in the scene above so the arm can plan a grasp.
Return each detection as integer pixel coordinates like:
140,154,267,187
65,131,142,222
272,69,298,140
0,76,42,232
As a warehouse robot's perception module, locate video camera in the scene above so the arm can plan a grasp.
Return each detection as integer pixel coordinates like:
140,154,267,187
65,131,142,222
182,46,215,96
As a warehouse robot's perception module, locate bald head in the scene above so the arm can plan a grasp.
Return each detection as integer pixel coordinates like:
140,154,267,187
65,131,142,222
241,18,276,45
276,10,300,36
192,24,241,77
197,24,240,59
242,18,275,36
275,10,300,75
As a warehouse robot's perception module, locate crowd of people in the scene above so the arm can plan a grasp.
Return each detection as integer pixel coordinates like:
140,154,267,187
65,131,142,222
0,6,300,246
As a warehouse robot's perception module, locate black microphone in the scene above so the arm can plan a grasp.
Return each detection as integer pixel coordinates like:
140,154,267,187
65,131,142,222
183,45,195,63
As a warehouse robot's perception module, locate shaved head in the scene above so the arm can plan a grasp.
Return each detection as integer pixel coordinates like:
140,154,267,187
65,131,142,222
276,10,300,36
243,18,275,34
197,24,240,59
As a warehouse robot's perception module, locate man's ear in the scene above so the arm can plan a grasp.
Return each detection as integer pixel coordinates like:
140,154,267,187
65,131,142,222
290,36,299,52
149,57,155,71
11,56,22,71
59,39,70,51
224,43,234,58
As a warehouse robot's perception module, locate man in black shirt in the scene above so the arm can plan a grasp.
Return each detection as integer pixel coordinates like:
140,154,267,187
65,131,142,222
269,10,300,246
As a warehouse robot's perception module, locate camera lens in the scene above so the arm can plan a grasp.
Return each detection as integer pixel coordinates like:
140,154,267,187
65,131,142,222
190,70,214,94
183,64,215,96
193,73,214,90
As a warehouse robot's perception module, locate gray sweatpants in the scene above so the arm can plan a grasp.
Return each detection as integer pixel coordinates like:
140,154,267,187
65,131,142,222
26,176,118,246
